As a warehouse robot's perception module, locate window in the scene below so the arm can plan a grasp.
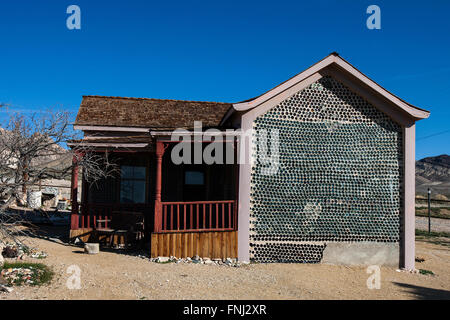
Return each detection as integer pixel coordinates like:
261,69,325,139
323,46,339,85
184,170,204,185
120,165,146,203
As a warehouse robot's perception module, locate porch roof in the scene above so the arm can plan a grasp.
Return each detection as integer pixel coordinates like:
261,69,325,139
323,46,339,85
75,95,233,130
66,135,152,149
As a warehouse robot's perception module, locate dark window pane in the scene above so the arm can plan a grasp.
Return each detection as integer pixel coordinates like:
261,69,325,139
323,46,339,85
120,165,147,203
185,171,204,185
133,181,146,203
120,180,134,203
121,166,134,179
133,166,146,179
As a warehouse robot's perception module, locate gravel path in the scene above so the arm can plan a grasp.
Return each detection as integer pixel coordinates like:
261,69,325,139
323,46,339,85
416,216,450,233
1,235,450,300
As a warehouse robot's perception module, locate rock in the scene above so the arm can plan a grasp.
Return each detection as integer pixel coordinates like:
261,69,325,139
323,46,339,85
192,255,201,263
74,237,84,245
396,268,419,274
0,284,13,293
156,256,169,263
84,243,99,254
2,246,18,258
0,252,4,267
203,258,214,265
0,274,6,285
27,191,42,209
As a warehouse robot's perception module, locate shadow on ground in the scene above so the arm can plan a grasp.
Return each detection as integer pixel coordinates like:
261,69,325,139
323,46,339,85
31,225,150,258
394,282,450,300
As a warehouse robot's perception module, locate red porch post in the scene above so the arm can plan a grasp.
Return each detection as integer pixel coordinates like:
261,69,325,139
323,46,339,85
154,141,167,232
70,154,80,230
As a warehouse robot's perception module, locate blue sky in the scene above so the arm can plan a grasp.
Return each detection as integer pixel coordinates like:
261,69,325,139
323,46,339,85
0,0,448,159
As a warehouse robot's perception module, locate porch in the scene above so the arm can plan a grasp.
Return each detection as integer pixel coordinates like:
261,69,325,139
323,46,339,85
69,139,239,259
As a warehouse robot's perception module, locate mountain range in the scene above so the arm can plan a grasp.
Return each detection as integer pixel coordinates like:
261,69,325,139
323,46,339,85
416,154,450,197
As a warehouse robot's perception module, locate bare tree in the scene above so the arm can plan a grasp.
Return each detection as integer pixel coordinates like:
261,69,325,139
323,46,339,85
0,108,116,244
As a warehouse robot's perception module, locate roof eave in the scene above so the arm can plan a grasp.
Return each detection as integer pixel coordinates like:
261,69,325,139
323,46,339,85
233,53,430,121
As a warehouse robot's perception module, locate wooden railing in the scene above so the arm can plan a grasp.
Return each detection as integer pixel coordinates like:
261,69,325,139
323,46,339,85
70,201,237,233
71,203,151,230
157,200,237,233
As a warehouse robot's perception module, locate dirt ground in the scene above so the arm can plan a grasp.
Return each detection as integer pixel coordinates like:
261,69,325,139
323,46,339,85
1,228,450,300
416,216,450,233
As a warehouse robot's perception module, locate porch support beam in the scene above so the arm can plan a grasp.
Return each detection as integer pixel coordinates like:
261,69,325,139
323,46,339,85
154,141,167,232
70,154,80,230
401,123,416,270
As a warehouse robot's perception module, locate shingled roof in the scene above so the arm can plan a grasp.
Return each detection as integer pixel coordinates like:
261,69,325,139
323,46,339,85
75,95,233,130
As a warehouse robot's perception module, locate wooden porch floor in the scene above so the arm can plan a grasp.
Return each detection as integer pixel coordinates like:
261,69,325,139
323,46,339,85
151,231,237,259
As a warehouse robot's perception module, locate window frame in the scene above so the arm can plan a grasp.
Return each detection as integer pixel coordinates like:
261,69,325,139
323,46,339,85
119,165,147,204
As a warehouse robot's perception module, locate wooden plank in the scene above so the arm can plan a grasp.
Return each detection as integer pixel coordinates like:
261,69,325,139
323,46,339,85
190,233,195,257
189,233,194,257
151,234,157,257
164,233,169,257
171,233,177,257
227,232,231,258
208,233,213,258
194,233,200,256
218,232,223,259
163,234,169,256
160,234,164,256
166,233,174,257
158,233,163,256
184,233,189,258
222,232,227,258
173,233,179,258
219,232,224,258
178,233,183,258
182,233,188,258
192,233,196,256
200,232,207,258
187,233,192,258
215,232,220,259
206,232,211,258
166,234,170,256
211,232,217,259
206,233,210,257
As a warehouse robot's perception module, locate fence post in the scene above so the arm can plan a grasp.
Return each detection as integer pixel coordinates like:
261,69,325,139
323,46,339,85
427,188,431,234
